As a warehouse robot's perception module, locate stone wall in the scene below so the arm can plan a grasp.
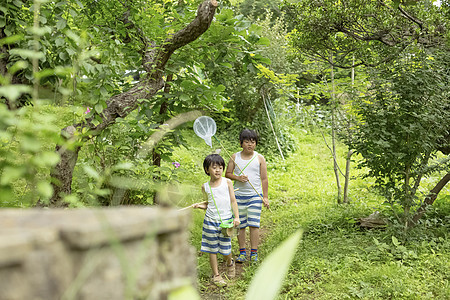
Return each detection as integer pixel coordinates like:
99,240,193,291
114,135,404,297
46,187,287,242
0,207,196,300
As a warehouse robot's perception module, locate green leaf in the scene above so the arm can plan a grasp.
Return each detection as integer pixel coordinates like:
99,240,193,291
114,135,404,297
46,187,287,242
91,118,100,126
28,26,52,36
95,103,103,114
94,188,110,196
56,19,67,30
37,181,53,198
38,152,60,167
0,85,32,101
246,230,303,300
35,68,55,79
113,162,134,170
180,93,190,101
100,86,108,96
69,8,78,17
0,166,25,185
39,16,47,24
66,47,77,56
83,165,100,179
55,37,65,47
13,0,24,7
59,52,69,60
219,62,233,68
216,84,226,92
168,284,200,300
0,187,14,201
21,135,41,152
9,49,45,60
392,236,400,247
0,34,24,45
257,37,270,46
181,80,194,89
65,29,80,43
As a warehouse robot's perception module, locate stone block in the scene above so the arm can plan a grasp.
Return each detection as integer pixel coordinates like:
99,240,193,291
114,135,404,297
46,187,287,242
0,207,196,300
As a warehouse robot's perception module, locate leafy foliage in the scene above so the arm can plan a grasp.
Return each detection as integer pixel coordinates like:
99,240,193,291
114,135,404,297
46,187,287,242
285,0,448,67
350,50,450,221
0,104,76,205
284,0,449,223
1,0,281,205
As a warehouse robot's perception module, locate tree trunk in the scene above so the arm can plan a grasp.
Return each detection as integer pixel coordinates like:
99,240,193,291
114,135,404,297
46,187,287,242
409,173,450,227
37,126,80,207
152,73,173,205
343,56,355,204
330,59,342,202
343,150,354,204
47,0,218,207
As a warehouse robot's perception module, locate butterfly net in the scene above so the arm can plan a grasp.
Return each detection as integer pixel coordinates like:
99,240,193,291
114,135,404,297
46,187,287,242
193,116,216,147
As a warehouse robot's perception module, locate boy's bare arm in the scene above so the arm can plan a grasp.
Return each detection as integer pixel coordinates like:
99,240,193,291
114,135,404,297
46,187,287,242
259,154,270,209
225,155,236,179
192,201,208,209
193,185,208,210
225,154,248,182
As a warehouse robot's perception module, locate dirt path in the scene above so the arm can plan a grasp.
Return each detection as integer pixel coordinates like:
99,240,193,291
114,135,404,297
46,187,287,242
199,226,270,299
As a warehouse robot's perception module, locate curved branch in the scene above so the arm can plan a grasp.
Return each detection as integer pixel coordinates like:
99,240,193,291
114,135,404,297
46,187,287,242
83,0,218,134
398,4,423,30
410,173,450,226
338,26,396,46
146,0,218,72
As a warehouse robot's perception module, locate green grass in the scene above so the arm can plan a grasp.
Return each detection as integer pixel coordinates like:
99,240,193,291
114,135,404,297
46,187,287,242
3,104,449,298
176,129,449,299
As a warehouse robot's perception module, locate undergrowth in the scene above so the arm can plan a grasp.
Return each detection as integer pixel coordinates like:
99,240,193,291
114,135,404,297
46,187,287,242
175,128,449,299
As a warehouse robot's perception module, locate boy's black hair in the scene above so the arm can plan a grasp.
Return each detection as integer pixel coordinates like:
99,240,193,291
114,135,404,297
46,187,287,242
203,154,225,175
239,129,259,146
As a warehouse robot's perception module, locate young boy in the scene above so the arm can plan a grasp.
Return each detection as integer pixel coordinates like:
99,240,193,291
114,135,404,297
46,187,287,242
225,129,269,263
193,154,240,287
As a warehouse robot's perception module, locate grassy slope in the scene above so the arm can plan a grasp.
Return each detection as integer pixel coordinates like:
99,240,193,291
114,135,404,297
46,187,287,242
174,129,449,299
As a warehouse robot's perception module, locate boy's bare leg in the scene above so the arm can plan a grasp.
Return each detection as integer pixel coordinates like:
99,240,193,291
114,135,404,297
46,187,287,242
237,228,246,249
209,253,219,276
249,226,259,250
223,253,233,265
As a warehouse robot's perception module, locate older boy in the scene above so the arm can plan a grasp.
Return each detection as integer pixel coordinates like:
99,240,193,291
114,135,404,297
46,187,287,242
225,129,269,263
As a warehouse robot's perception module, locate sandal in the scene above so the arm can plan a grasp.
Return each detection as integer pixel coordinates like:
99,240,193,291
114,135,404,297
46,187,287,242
211,274,227,287
226,259,236,278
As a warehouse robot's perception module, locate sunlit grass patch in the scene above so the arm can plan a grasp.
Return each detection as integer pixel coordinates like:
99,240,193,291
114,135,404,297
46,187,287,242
174,128,449,299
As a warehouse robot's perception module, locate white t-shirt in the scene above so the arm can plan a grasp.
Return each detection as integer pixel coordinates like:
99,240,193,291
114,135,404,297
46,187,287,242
233,151,262,196
204,177,232,221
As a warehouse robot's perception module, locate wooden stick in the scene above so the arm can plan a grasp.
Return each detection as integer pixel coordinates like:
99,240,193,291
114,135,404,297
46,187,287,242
178,188,240,211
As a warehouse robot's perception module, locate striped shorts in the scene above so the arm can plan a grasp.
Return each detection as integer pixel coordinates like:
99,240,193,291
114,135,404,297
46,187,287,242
200,215,232,255
236,194,262,228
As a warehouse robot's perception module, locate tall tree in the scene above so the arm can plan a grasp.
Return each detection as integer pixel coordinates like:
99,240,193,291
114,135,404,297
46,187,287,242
1,0,273,205
44,0,219,206
285,0,450,225
285,0,447,68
